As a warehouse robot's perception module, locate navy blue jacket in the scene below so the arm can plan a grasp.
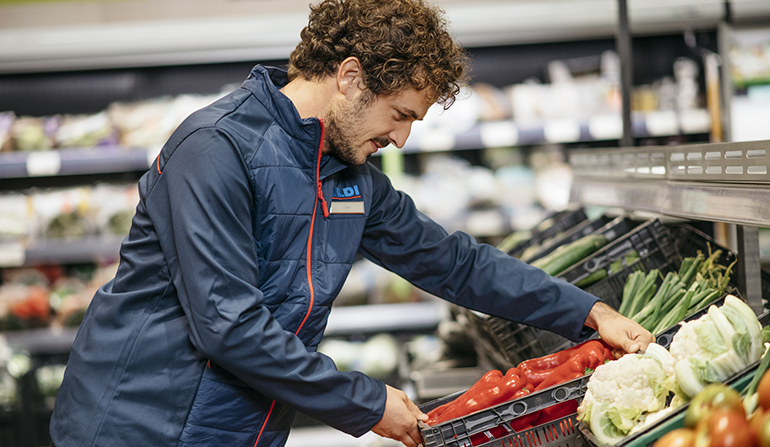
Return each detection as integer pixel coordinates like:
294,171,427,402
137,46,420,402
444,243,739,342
49,65,600,447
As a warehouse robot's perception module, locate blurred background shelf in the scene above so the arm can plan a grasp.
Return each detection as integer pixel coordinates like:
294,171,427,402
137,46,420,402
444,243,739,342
0,146,151,179
397,109,712,154
0,235,124,268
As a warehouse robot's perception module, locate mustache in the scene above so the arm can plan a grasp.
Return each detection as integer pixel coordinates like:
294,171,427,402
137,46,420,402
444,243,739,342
373,137,390,148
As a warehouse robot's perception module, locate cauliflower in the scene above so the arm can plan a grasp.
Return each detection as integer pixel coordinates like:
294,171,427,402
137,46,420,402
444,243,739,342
577,343,675,446
668,295,763,399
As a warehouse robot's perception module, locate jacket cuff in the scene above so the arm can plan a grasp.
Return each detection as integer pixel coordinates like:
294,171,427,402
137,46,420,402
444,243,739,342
348,379,387,438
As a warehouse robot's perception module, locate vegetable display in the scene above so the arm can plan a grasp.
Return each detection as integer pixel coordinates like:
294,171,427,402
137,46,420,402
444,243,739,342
617,249,735,336
669,294,763,399
577,343,677,445
530,234,608,276
651,361,770,447
578,295,765,445
425,339,614,427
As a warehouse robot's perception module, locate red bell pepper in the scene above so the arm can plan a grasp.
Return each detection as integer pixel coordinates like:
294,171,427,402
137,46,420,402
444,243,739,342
427,367,525,425
426,369,503,423
533,341,610,391
518,339,611,388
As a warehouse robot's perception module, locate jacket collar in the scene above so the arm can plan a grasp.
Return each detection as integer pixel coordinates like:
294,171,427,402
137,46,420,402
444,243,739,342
243,65,360,179
241,65,320,146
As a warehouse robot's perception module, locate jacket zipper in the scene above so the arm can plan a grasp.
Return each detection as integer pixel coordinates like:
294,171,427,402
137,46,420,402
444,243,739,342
253,119,327,447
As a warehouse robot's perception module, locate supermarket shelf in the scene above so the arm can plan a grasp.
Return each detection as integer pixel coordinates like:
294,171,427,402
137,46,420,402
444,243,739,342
568,139,770,226
568,140,770,315
0,146,152,179
570,179,770,227
0,110,711,179
0,235,125,268
0,301,449,356
396,109,711,154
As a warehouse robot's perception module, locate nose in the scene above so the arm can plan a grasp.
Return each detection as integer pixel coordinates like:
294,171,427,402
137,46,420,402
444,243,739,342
388,121,412,149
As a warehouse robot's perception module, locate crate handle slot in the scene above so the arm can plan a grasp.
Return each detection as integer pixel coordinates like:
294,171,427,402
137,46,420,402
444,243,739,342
551,383,580,402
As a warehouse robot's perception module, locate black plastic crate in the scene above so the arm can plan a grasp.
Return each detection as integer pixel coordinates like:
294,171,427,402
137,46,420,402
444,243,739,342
520,215,640,264
460,308,571,371
419,374,591,447
504,209,589,258
587,223,769,319
559,219,675,307
422,414,581,447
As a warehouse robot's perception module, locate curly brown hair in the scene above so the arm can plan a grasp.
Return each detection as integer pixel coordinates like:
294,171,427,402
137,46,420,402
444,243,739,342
288,0,470,108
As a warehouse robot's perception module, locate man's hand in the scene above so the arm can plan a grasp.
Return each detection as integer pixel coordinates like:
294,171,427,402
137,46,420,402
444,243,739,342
372,385,427,447
584,301,655,358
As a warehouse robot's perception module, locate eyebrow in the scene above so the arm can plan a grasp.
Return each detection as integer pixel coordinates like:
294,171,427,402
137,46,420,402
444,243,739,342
399,107,421,120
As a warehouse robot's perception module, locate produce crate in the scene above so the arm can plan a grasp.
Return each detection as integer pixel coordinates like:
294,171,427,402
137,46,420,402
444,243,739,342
559,219,675,308
519,215,635,264
503,209,589,258
586,222,770,318
460,307,571,371
419,374,592,447
467,217,646,370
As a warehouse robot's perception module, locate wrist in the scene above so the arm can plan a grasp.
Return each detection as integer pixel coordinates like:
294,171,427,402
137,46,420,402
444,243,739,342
584,301,612,330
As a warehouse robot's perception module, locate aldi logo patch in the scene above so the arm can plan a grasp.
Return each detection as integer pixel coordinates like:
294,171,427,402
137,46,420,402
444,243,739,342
331,184,364,214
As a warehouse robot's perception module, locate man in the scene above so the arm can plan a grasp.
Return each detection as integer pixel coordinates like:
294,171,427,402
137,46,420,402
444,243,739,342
50,0,653,446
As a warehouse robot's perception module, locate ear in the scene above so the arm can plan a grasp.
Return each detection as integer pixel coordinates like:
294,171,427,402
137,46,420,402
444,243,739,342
336,57,364,100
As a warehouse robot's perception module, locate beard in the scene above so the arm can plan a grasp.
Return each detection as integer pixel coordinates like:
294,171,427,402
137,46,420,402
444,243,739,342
323,92,388,165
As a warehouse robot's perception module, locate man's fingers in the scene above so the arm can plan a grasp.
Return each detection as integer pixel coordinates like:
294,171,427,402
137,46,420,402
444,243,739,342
406,422,422,447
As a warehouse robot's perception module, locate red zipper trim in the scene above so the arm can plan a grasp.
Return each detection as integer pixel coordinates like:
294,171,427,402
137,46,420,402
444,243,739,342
252,120,326,447
253,400,276,447
296,118,326,335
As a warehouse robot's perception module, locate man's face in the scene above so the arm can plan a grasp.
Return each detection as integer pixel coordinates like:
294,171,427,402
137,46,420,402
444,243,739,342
323,87,431,165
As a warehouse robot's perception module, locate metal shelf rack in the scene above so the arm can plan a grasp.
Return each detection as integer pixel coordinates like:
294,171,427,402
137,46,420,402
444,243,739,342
568,138,770,314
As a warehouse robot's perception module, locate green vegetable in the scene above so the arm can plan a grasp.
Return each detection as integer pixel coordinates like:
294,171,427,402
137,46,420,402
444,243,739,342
625,270,659,319
530,234,608,276
574,269,608,289
618,271,644,316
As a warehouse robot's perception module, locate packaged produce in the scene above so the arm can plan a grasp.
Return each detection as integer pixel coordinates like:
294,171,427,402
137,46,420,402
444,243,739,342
11,115,59,151
55,111,117,148
0,111,14,152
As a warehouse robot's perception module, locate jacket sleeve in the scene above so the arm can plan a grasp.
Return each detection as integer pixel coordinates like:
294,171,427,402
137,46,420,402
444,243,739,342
358,167,600,342
143,127,384,437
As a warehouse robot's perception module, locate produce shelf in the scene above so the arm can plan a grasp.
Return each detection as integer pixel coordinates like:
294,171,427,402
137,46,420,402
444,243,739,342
0,146,152,179
395,110,711,154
